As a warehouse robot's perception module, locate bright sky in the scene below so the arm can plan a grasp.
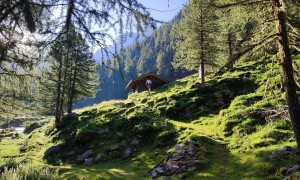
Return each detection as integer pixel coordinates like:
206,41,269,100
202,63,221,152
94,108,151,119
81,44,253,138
138,0,189,22
92,0,189,51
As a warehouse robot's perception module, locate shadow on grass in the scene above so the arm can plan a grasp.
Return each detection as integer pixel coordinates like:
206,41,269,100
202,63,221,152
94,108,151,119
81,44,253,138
160,76,258,122
58,146,171,180
192,140,299,180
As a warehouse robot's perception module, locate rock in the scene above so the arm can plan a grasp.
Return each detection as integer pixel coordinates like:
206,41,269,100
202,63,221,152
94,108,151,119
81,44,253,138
187,160,202,167
44,145,61,156
83,158,94,165
131,139,140,145
56,113,78,129
24,123,41,134
124,102,135,108
66,151,75,156
75,132,98,144
175,144,184,151
110,144,122,151
151,170,159,178
77,149,93,161
156,167,164,174
98,127,110,135
244,72,251,78
19,141,28,153
94,154,103,163
68,112,79,119
124,147,134,158
191,82,202,89
286,164,300,176
178,172,189,179
120,140,127,146
12,133,20,139
283,146,293,152
37,140,44,145
148,141,203,179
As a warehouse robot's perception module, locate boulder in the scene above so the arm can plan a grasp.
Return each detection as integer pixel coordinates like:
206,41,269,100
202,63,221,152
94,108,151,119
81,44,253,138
83,158,94,165
156,167,164,174
66,151,76,156
77,149,93,161
24,123,41,134
286,164,300,176
75,132,98,144
44,145,61,156
94,154,104,163
98,127,110,135
56,113,78,129
175,144,184,151
124,147,134,158
37,140,44,145
191,82,202,89
131,139,140,145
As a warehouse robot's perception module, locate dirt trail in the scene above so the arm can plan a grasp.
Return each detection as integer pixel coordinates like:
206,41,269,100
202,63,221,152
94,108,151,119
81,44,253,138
169,119,232,179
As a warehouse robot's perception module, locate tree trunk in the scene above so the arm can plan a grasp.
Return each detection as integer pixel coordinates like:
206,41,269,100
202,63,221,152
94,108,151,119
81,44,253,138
55,45,63,127
199,1,205,85
227,32,234,69
274,0,300,151
67,58,77,113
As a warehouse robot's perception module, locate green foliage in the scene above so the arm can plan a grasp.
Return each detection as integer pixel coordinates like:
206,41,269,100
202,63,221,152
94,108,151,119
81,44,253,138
0,164,59,180
38,26,99,123
172,0,220,82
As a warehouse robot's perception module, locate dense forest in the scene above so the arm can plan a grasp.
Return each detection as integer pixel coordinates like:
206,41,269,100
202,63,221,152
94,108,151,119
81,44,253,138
1,0,300,179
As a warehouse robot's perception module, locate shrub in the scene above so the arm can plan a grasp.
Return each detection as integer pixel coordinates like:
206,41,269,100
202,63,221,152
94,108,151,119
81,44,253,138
0,163,59,180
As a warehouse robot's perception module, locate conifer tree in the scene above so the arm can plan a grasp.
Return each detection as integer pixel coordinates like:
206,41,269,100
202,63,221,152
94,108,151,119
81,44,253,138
39,27,98,127
172,0,219,84
214,0,300,151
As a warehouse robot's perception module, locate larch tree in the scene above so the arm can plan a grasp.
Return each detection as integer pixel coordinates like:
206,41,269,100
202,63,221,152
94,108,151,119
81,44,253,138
39,26,98,127
0,0,45,122
215,5,258,74
214,0,300,151
172,0,219,84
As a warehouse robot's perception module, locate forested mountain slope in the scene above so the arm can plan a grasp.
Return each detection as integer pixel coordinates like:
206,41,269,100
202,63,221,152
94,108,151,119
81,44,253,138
2,54,300,179
74,12,192,109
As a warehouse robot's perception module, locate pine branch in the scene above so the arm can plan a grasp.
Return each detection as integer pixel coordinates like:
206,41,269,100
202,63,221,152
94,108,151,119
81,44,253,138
0,1,22,24
211,0,270,8
21,0,36,32
215,33,279,76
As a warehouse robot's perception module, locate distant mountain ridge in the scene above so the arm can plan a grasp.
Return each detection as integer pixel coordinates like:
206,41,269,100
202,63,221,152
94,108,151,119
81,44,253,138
93,28,153,64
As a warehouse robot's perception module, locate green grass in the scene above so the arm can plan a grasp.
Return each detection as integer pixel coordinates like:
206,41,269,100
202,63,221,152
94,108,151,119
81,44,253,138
1,55,299,179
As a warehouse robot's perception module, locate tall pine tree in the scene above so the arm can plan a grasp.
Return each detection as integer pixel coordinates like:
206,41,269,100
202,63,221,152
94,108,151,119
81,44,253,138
39,27,98,127
172,0,219,84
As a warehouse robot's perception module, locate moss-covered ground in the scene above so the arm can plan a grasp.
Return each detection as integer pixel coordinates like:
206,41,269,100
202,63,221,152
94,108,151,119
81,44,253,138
1,55,300,179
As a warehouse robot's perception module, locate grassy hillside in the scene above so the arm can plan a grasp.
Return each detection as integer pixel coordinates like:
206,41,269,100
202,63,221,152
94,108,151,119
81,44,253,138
1,55,300,179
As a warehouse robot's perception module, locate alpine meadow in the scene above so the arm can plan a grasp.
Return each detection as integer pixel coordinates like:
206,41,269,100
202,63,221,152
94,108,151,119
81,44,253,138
1,0,300,179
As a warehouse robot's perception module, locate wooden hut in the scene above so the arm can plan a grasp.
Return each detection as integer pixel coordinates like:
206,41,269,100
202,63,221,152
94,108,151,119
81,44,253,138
125,72,169,92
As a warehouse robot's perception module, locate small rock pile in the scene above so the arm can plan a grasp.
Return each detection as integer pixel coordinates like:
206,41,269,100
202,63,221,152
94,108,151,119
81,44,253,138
149,141,204,179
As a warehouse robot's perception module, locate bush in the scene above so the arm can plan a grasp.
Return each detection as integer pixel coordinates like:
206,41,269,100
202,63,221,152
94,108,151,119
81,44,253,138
0,163,59,180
